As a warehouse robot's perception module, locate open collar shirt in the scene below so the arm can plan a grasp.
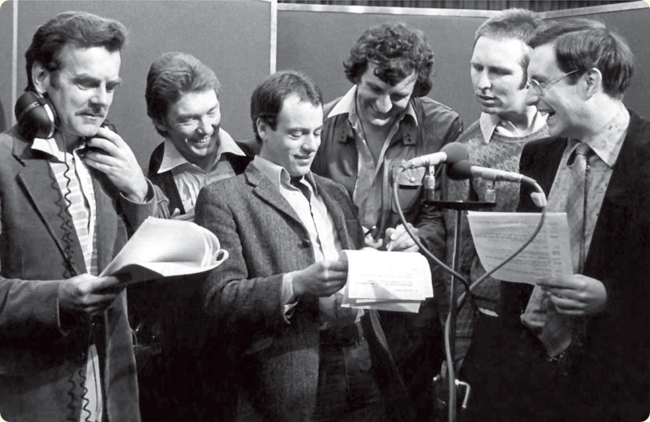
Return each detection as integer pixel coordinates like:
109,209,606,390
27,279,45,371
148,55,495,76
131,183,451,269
157,128,245,217
327,85,418,230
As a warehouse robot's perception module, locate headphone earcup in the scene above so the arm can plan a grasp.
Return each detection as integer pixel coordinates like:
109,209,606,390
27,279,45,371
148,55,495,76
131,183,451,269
14,90,58,139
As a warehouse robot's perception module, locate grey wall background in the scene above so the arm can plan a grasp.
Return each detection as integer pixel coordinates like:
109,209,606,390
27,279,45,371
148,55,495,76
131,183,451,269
1,1,648,168
276,2,650,128
0,0,272,166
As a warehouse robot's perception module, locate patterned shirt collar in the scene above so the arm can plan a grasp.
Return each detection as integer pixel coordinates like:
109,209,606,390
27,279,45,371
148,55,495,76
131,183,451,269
577,105,630,168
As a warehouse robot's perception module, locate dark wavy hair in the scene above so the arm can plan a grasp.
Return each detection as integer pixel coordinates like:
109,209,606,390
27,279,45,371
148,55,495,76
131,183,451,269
25,11,127,90
344,22,434,98
146,52,220,138
250,70,322,143
530,18,634,99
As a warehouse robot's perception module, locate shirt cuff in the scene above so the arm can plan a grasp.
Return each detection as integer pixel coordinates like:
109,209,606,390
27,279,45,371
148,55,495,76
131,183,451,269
282,273,299,322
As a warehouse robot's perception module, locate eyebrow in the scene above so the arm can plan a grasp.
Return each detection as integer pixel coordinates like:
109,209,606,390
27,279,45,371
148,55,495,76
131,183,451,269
176,104,219,120
72,74,122,87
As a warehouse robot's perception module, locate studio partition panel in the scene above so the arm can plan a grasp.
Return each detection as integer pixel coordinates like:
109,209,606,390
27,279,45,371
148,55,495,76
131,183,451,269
276,1,650,126
0,0,273,165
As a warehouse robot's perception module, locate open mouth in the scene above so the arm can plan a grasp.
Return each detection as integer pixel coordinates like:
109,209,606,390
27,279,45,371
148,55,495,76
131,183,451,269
539,110,556,119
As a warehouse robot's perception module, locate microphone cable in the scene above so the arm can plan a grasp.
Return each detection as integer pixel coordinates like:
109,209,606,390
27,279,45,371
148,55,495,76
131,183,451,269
393,165,547,422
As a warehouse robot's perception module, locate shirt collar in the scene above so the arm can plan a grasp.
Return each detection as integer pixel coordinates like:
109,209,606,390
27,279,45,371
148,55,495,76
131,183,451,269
479,111,548,144
252,155,318,195
158,128,244,174
32,135,81,162
327,85,418,129
578,105,630,167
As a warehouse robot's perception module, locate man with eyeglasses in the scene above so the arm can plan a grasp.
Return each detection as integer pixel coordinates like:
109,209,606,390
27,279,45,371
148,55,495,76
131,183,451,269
495,18,650,422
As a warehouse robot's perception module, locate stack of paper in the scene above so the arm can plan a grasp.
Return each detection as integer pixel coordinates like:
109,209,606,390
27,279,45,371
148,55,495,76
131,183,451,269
100,217,229,286
341,249,433,313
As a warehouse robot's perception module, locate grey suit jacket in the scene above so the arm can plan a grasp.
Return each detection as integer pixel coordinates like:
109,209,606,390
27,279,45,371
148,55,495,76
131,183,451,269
194,163,405,422
0,125,159,422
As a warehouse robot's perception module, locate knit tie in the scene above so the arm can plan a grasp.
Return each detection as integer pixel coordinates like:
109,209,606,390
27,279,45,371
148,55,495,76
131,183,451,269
521,142,591,358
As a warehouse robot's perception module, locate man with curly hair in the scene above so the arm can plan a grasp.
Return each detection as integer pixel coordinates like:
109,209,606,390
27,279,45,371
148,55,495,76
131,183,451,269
312,22,463,419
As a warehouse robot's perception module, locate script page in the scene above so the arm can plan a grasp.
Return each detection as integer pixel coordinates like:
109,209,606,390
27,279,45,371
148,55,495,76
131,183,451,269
100,217,228,285
466,212,573,284
340,249,432,313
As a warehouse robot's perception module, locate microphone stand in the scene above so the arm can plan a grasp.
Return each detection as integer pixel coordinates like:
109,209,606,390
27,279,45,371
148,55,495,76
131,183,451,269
392,164,546,422
431,200,494,422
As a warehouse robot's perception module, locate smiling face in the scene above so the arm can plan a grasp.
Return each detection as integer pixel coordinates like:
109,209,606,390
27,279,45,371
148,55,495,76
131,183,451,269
257,94,323,177
355,63,417,130
155,89,221,170
35,44,121,141
526,43,585,139
470,36,530,122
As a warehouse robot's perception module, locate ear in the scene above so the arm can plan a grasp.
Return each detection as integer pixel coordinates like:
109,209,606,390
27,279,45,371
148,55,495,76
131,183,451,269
255,117,269,141
583,67,603,99
153,118,168,134
31,61,51,95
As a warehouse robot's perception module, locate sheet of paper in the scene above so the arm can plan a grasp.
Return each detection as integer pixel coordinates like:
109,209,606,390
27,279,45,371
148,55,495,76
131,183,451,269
466,212,573,284
343,249,432,300
340,249,431,313
100,217,228,286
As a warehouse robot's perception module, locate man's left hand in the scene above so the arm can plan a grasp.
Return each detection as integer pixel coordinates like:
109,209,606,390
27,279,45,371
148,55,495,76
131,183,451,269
537,274,607,316
82,126,148,202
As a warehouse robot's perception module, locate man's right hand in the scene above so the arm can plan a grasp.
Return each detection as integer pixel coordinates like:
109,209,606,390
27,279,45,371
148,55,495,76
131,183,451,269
58,274,123,315
291,258,348,298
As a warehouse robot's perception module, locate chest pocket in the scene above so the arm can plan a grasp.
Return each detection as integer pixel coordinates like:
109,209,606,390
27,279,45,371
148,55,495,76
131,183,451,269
391,165,425,214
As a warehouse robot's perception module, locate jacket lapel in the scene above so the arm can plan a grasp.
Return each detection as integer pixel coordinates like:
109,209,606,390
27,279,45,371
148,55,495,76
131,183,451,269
317,181,354,249
245,165,306,228
14,143,87,275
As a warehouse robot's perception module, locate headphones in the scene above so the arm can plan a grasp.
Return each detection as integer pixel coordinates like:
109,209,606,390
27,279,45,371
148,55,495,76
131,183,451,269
14,90,58,139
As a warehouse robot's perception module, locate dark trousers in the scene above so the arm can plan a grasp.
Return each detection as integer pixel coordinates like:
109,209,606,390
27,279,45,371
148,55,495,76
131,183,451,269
312,322,385,422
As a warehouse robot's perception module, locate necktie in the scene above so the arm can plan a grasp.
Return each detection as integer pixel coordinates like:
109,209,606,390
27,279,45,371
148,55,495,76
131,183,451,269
520,142,591,358
566,143,591,273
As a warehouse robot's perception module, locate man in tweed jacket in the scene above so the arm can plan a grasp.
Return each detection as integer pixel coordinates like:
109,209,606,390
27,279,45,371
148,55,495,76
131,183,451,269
194,70,406,421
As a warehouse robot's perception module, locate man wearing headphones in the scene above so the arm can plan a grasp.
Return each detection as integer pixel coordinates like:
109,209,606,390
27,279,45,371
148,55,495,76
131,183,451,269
0,11,162,422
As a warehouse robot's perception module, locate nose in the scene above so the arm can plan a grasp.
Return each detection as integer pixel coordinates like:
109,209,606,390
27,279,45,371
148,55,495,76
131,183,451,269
303,133,320,153
91,87,111,108
374,94,392,114
525,87,540,107
476,69,490,91
197,116,214,136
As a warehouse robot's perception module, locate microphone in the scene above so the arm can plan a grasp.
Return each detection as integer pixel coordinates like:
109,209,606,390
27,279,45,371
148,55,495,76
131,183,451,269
406,142,469,168
447,160,536,185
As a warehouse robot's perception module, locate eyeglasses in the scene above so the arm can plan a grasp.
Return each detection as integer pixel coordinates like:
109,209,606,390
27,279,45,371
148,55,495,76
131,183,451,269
528,69,578,96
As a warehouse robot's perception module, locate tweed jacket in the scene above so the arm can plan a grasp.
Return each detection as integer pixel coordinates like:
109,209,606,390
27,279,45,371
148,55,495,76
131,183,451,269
194,163,405,422
0,125,160,422
501,109,650,420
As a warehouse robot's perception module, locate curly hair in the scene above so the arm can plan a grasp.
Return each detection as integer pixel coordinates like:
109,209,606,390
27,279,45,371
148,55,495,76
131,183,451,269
344,22,434,98
25,11,127,91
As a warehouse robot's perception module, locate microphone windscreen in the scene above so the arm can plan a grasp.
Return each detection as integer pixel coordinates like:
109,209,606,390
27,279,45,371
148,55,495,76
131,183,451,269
441,142,469,164
447,160,473,180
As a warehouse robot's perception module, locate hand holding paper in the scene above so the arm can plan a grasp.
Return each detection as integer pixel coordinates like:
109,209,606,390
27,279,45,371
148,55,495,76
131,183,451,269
340,249,433,313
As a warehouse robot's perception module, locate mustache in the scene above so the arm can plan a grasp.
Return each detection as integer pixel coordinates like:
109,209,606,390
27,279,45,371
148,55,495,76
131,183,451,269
77,107,106,118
